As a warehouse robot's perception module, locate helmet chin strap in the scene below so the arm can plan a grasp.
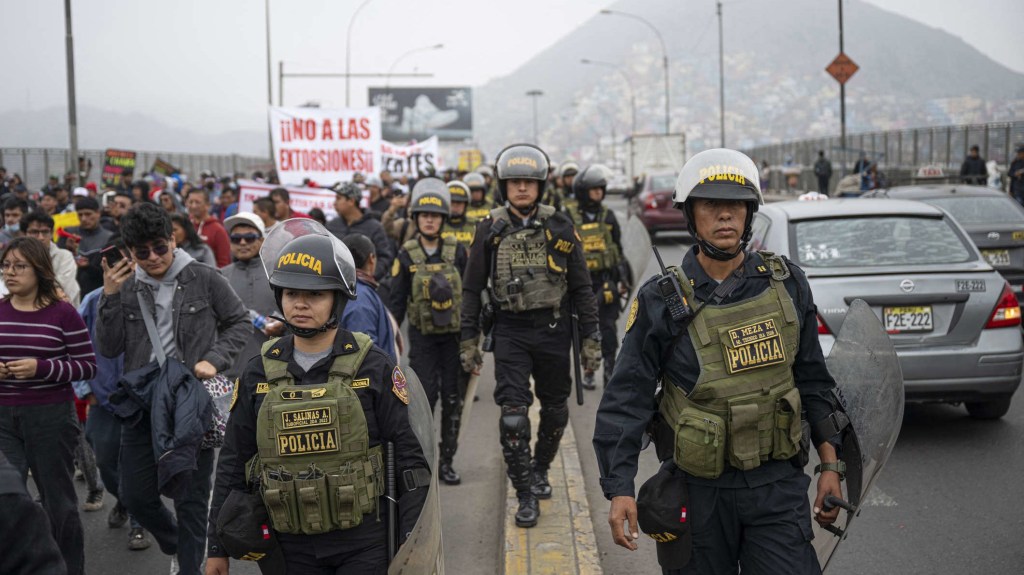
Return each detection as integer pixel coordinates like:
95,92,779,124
684,202,754,261
272,292,347,339
507,200,537,218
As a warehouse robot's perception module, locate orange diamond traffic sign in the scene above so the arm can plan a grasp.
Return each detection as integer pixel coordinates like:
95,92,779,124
826,52,859,85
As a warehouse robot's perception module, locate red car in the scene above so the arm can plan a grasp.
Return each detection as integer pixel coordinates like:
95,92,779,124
627,172,688,239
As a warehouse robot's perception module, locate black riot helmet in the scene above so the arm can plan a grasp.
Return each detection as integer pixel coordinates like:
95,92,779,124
673,148,764,261
495,143,550,214
409,177,451,239
573,164,611,211
261,220,357,338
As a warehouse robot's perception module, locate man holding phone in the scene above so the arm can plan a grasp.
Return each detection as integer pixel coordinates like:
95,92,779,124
58,197,113,295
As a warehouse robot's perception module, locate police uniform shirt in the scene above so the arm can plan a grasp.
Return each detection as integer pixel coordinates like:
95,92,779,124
207,329,428,558
593,247,837,498
459,211,600,340
389,237,468,326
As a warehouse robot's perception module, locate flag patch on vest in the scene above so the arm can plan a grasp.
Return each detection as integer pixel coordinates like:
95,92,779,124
277,429,339,456
280,388,328,400
281,407,333,429
392,366,409,404
724,319,786,373
626,297,639,332
352,378,370,388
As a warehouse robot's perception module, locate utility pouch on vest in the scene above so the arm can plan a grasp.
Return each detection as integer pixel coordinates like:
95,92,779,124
261,471,299,533
673,406,725,479
773,387,803,461
296,472,330,533
727,402,761,471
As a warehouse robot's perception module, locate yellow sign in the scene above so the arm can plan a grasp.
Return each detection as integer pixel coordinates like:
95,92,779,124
277,429,339,456
52,212,81,243
625,297,639,332
281,407,332,429
458,149,483,172
724,319,786,374
277,252,323,275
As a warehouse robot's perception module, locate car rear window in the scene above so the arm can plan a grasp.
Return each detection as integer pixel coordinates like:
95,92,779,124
922,197,1024,225
649,175,676,191
793,216,972,267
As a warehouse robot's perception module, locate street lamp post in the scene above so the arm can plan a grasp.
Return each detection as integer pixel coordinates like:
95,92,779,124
345,0,375,106
63,0,80,185
717,1,725,148
266,0,273,156
600,9,670,134
385,44,444,89
581,58,637,178
526,90,544,145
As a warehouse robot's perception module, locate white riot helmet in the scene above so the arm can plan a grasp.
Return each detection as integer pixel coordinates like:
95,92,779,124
673,148,763,261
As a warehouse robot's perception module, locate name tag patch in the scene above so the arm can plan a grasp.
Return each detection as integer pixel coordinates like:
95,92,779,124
281,407,332,429
724,319,786,374
351,378,370,389
277,428,339,456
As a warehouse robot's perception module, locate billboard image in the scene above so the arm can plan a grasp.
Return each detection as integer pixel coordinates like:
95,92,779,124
368,86,472,142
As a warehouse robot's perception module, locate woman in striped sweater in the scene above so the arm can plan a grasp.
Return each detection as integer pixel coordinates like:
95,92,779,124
0,236,97,575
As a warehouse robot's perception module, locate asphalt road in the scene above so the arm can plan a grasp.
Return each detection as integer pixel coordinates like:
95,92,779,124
68,197,1024,574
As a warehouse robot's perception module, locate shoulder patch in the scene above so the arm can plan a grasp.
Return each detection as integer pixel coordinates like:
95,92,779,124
391,366,409,404
352,377,370,389
255,382,270,394
229,379,239,411
625,297,640,332
391,257,401,277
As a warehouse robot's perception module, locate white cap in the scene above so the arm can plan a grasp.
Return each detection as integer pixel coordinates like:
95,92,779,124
223,212,266,236
73,187,89,197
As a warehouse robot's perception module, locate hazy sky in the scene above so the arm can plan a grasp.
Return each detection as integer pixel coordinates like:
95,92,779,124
1,0,1021,138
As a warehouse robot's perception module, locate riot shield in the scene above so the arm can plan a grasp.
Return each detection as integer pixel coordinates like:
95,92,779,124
620,214,653,302
810,299,904,570
389,364,444,575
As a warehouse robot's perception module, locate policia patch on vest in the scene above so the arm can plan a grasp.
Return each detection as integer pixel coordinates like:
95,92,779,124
626,297,640,332
723,319,787,374
277,429,340,456
281,407,332,429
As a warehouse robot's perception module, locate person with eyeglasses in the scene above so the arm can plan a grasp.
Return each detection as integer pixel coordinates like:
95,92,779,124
219,213,283,381
20,209,80,306
97,203,250,575
0,236,98,575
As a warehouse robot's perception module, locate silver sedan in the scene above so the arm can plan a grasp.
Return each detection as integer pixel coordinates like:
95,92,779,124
750,198,1023,419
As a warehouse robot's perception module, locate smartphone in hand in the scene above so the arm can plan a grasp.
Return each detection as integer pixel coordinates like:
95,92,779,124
101,245,125,267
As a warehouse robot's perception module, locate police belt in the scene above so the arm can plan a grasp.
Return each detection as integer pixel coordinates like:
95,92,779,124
493,306,563,328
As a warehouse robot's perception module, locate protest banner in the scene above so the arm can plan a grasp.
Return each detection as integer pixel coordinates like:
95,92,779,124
270,107,381,186
101,149,137,187
236,179,338,221
151,158,180,176
381,136,439,178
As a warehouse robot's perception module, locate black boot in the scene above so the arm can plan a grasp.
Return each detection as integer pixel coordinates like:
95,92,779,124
439,461,461,485
515,491,540,528
530,465,552,499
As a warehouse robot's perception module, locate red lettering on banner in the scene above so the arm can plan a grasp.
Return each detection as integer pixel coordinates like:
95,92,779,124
278,148,375,173
321,119,334,140
359,118,370,139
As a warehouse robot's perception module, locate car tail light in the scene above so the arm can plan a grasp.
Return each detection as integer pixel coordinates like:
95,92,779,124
644,195,659,210
817,313,831,335
985,282,1022,329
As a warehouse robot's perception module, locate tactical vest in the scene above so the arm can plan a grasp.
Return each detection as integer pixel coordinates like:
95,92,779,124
403,239,462,335
658,254,803,479
490,205,567,313
465,202,491,223
570,207,621,272
253,333,383,535
441,219,475,251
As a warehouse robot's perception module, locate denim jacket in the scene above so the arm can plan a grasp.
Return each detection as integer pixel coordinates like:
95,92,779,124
97,260,250,374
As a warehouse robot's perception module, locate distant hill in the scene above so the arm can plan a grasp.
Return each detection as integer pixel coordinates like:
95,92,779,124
0,105,267,157
472,0,1024,163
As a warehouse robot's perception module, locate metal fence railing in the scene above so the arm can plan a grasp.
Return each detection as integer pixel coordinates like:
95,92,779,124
741,121,1024,194
0,148,273,190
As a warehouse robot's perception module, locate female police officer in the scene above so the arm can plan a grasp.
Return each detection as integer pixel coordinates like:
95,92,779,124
206,220,429,574
594,149,845,574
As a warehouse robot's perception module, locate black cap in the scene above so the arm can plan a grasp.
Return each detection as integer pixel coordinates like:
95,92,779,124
75,197,100,212
636,467,692,570
428,273,454,327
215,490,286,574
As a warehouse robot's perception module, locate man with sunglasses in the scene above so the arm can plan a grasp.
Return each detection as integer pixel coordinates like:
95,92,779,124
97,203,250,575
219,213,283,380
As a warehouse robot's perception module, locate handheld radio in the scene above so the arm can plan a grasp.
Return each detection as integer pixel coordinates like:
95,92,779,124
652,245,692,322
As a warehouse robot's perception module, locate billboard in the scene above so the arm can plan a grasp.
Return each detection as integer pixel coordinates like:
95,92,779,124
368,87,472,142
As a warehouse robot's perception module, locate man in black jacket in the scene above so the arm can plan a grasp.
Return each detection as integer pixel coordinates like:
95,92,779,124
326,182,395,281
960,145,988,186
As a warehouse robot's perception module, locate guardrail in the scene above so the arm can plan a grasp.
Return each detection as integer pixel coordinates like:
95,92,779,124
741,121,1024,194
0,147,273,189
